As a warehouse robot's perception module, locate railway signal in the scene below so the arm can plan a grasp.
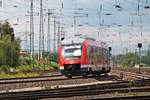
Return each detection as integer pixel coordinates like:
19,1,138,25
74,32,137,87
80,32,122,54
138,43,142,73
138,43,142,48
61,37,64,41
109,47,112,51
108,47,113,67
108,47,112,60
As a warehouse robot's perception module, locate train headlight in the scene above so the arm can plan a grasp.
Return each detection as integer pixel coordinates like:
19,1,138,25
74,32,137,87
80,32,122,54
60,66,64,70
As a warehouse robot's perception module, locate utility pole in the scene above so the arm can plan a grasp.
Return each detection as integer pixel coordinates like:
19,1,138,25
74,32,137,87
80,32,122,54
98,4,102,41
57,21,60,45
53,16,56,53
47,9,51,53
47,9,51,65
25,22,28,53
39,0,44,62
11,32,14,67
29,1,32,59
73,0,77,35
30,0,34,67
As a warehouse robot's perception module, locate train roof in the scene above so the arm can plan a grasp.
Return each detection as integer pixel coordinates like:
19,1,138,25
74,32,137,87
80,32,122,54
61,36,108,48
61,37,84,45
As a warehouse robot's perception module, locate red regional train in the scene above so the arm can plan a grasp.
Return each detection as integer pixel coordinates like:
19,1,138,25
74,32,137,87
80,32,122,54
58,36,111,78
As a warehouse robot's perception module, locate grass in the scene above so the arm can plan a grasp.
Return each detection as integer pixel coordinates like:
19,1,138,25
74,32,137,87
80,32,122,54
16,61,58,72
0,61,58,79
0,72,39,79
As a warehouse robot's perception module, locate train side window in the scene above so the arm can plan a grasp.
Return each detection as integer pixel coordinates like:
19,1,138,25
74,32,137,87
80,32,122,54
97,47,101,63
91,46,95,60
103,49,109,63
95,47,99,63
86,46,90,59
104,49,106,62
106,50,109,62
81,45,83,53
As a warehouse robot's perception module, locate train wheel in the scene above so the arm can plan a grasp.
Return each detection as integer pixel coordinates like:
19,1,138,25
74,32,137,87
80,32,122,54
97,72,101,77
102,67,106,73
67,74,72,79
104,73,109,77
120,72,123,80
68,75,72,79
83,73,87,78
92,72,96,77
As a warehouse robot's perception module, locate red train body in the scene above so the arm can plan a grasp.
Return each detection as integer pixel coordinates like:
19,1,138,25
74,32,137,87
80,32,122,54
58,36,111,78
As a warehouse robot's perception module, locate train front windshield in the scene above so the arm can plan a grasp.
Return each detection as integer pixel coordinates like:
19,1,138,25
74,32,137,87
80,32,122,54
62,45,82,59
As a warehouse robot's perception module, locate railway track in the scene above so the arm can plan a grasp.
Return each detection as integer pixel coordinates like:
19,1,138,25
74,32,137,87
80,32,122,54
0,74,102,92
0,74,65,84
0,75,104,85
1,67,150,99
88,95,150,100
1,79,150,99
0,68,149,90
1,66,148,84
111,68,150,80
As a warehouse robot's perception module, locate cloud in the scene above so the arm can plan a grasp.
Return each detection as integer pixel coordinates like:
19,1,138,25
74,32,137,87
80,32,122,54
1,0,150,54
65,25,150,54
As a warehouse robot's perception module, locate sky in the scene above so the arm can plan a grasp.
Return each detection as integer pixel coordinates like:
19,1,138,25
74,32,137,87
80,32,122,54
0,0,150,55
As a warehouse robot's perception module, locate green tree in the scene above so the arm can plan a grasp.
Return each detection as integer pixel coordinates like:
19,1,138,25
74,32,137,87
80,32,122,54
114,53,140,67
0,21,20,67
143,52,150,65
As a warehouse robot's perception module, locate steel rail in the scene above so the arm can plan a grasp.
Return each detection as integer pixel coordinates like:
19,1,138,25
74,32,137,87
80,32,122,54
0,74,62,81
88,95,150,100
0,75,97,84
1,82,150,99
0,75,66,84
112,69,150,80
1,79,150,99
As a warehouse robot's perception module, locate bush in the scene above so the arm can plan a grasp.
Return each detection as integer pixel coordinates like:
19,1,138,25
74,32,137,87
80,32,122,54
16,65,33,72
16,61,58,72
0,66,10,72
50,61,58,69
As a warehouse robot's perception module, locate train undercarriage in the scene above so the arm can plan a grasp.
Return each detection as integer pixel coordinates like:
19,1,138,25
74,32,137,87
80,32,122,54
60,64,111,78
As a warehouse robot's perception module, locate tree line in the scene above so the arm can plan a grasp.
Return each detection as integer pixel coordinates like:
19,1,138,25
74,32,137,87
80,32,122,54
0,21,20,67
113,51,150,67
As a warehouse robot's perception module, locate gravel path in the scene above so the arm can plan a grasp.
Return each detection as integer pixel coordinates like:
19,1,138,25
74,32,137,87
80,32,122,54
0,78,96,91
0,75,119,91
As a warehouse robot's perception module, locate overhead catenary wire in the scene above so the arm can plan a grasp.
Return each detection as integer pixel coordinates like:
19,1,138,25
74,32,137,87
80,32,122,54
0,0,150,55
